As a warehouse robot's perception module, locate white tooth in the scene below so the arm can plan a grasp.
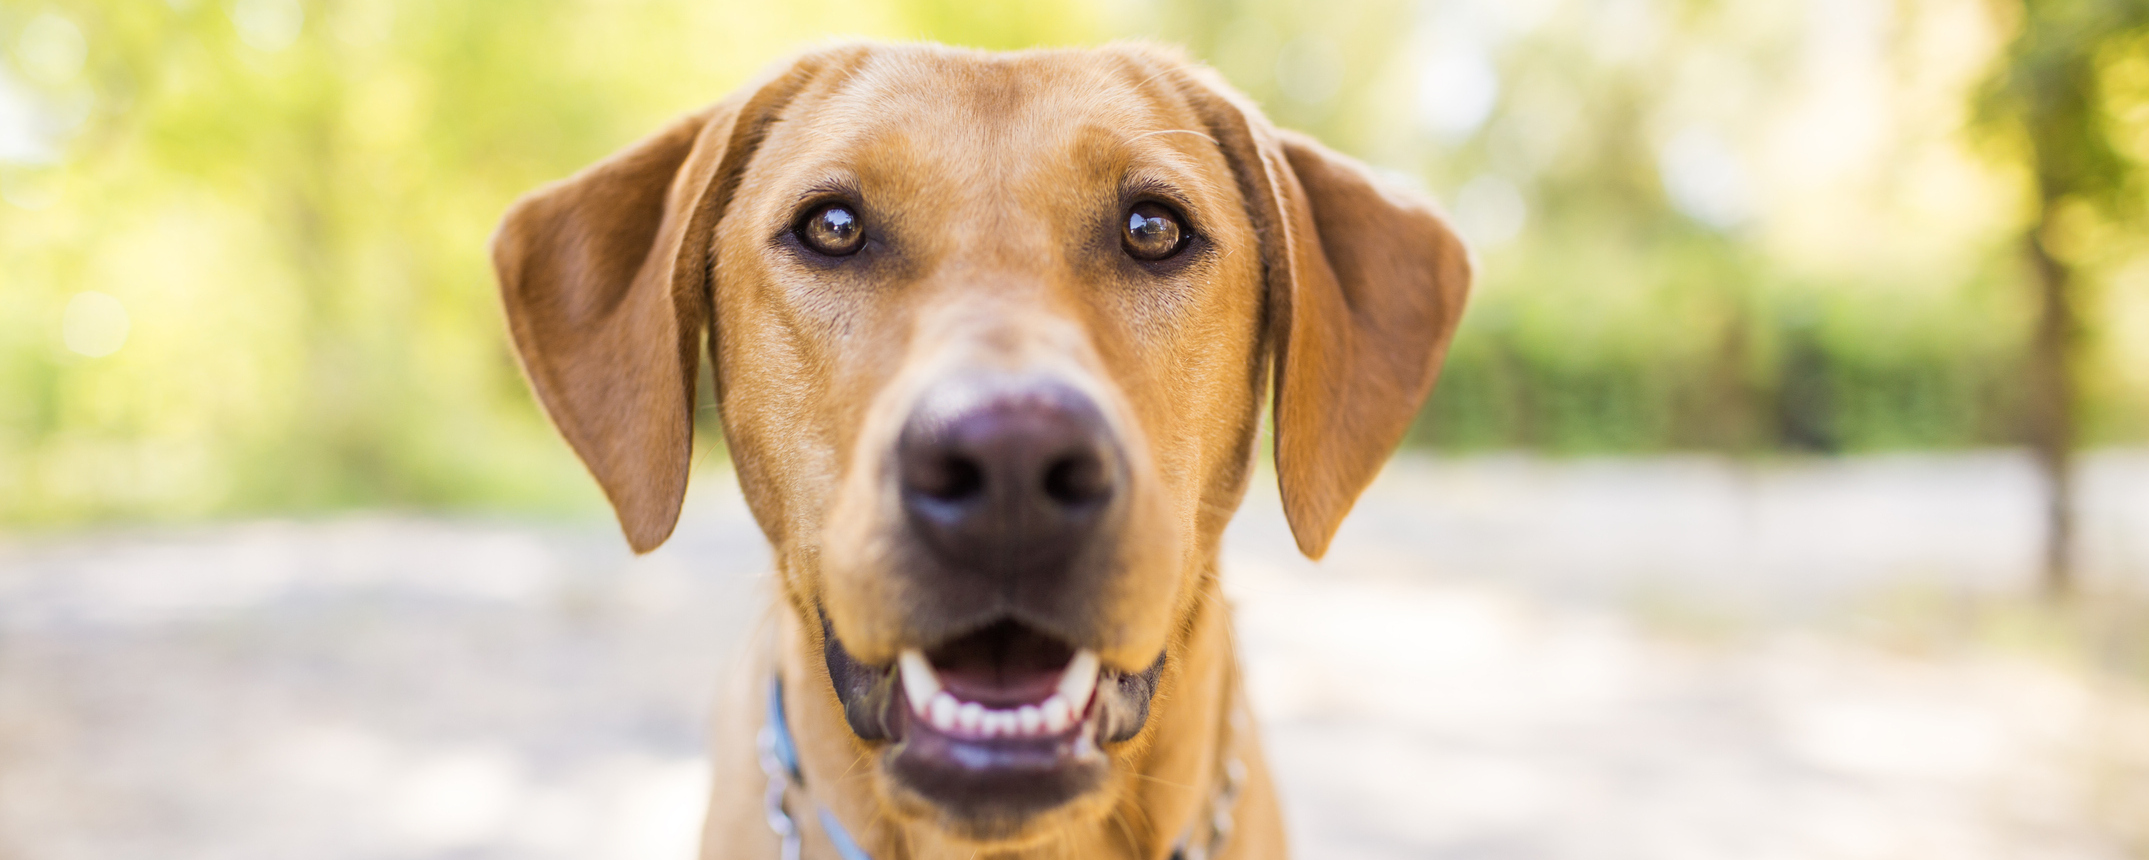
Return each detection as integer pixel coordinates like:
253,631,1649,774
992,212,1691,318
930,693,959,731
987,710,1015,737
1057,650,1100,710
1017,705,1043,735
957,701,985,734
1041,696,1072,733
899,649,941,716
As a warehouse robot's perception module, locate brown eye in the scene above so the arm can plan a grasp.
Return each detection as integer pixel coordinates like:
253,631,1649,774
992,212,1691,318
1122,202,1187,261
799,203,864,256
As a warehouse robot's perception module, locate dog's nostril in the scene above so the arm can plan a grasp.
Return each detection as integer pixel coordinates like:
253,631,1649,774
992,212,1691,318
909,453,986,502
1042,454,1110,507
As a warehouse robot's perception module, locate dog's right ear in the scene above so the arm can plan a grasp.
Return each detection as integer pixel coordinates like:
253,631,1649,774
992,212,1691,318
492,49,855,553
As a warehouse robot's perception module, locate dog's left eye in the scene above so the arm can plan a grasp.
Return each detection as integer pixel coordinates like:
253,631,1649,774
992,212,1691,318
1122,202,1188,261
797,203,865,256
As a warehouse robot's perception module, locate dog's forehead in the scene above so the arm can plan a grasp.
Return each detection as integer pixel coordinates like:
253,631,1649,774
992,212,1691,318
762,48,1228,200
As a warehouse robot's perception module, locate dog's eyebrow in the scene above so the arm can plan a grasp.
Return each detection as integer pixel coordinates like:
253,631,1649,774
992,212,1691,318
792,176,863,204
1120,174,1196,208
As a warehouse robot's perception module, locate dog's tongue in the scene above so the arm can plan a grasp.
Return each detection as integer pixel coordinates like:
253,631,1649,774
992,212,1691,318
927,620,1074,708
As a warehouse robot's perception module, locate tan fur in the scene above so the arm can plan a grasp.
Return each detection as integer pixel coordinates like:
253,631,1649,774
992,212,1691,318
493,42,1470,859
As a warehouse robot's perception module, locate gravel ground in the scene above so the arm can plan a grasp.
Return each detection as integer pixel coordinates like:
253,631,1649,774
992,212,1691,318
2,452,2147,860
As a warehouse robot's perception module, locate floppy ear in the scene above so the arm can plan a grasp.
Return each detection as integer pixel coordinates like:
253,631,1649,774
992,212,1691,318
1169,62,1473,559
491,52,847,552
1263,132,1472,558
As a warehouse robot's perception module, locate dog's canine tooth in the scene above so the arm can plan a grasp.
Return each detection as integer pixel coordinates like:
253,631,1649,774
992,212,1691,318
930,692,959,731
1017,705,1042,735
898,649,941,716
956,701,985,734
1057,649,1100,710
1040,695,1072,733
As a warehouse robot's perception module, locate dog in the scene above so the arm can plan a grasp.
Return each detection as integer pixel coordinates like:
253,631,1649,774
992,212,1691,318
492,41,1469,859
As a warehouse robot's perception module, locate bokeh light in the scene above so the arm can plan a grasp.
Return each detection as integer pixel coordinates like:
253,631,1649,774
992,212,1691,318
60,290,129,357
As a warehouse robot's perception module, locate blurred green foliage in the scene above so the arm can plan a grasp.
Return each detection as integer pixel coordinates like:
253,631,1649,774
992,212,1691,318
1,0,2145,524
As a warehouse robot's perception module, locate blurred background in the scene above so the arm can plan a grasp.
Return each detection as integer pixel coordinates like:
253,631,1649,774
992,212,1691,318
3,0,2148,858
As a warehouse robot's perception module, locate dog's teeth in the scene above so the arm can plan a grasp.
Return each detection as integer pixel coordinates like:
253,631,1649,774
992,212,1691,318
909,652,1097,738
930,692,959,731
898,649,941,716
1040,695,1072,733
1057,649,1100,710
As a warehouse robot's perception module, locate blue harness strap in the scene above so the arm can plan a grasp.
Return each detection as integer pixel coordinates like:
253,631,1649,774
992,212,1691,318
761,677,874,860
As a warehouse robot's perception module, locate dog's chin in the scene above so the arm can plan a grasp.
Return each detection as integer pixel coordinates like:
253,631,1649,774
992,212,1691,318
822,616,1164,839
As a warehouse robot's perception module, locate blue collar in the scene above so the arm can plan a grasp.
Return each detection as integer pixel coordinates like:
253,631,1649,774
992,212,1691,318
761,677,873,860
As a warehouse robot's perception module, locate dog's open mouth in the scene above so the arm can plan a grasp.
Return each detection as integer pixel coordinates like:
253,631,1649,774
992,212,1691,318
899,622,1097,742
823,617,1163,820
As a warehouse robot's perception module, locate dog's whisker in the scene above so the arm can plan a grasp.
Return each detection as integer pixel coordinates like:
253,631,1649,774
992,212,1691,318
1106,803,1145,854
1127,128,1221,146
1128,770,1198,792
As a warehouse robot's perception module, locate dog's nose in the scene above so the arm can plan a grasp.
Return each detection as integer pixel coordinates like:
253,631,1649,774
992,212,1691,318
897,378,1121,576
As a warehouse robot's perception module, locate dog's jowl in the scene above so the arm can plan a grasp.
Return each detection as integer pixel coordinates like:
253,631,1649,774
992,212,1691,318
493,42,1471,860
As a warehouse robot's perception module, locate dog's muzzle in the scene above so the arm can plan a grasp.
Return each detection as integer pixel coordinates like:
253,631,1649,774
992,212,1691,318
822,373,1165,825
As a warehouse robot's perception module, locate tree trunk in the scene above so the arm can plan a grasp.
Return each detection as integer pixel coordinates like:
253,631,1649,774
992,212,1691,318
2024,210,2076,597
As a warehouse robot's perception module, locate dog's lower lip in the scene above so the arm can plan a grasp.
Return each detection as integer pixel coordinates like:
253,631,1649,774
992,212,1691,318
883,650,1110,812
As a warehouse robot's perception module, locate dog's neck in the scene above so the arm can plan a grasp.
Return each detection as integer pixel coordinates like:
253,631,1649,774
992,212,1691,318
769,576,1249,859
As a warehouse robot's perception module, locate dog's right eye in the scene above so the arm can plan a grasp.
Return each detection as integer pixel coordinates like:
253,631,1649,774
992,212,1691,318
797,203,865,256
1122,202,1188,261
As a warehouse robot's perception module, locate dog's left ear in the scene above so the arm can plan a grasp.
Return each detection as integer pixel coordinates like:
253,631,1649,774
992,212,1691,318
1263,131,1473,558
1166,59,1473,559
491,48,857,553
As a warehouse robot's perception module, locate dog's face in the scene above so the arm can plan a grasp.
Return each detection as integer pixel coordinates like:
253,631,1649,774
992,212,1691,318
494,43,1468,848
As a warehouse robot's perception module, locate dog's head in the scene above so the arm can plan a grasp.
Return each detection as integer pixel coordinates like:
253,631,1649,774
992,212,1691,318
494,42,1468,847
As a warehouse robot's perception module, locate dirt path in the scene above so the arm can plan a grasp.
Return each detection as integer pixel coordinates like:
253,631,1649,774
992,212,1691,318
2,453,2145,859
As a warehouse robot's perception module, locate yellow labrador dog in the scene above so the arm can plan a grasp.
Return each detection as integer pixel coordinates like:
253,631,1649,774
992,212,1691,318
493,42,1469,860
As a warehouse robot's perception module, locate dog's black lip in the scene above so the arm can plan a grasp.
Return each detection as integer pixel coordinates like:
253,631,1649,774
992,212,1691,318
822,615,900,741
818,614,1164,745
883,691,1109,826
